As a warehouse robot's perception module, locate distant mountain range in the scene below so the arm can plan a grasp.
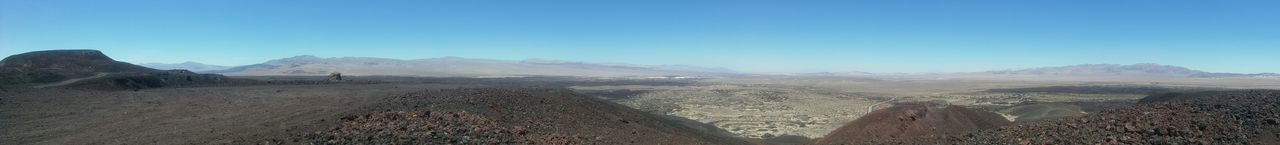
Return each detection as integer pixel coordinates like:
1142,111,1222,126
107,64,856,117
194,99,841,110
785,63,1276,78
986,63,1277,78
791,71,876,76
138,62,231,72
205,55,737,77
9,49,1272,88
141,55,1272,78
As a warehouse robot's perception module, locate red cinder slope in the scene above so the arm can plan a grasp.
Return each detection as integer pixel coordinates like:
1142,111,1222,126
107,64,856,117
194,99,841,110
810,105,1009,144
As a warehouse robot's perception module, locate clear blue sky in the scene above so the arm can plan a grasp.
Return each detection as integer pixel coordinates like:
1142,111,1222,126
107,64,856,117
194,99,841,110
2,0,1278,73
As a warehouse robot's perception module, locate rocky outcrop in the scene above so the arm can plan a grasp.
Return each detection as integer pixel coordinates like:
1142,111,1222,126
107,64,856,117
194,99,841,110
326,72,343,81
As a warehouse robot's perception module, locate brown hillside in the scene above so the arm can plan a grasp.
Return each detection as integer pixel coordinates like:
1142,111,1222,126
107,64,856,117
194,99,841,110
297,88,753,145
0,49,233,90
0,50,155,85
809,105,1010,144
955,90,1280,144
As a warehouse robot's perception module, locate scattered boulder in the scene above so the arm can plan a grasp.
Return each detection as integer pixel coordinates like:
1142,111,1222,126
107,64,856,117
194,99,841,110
326,72,343,81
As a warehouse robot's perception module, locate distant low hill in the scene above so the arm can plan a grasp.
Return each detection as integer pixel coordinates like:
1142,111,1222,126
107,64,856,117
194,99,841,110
138,61,231,72
0,50,157,84
810,105,1010,144
987,63,1275,78
792,71,876,76
0,49,231,90
209,55,736,77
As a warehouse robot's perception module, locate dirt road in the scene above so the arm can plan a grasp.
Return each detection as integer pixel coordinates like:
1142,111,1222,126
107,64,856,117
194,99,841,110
866,97,897,114
32,73,108,88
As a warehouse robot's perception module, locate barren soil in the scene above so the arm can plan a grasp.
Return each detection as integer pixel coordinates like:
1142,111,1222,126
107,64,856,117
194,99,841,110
0,84,457,144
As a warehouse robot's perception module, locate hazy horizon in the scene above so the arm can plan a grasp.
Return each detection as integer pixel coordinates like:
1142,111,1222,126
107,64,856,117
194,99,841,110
112,52,1274,74
3,48,1276,74
4,0,1279,73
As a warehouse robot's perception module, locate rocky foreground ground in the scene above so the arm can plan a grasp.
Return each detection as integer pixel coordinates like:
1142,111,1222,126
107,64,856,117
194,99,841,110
297,89,1280,145
810,90,1280,145
957,90,1280,144
7,84,1279,145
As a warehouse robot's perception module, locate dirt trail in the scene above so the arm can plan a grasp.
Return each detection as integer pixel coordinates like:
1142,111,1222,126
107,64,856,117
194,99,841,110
32,73,107,88
866,97,897,114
